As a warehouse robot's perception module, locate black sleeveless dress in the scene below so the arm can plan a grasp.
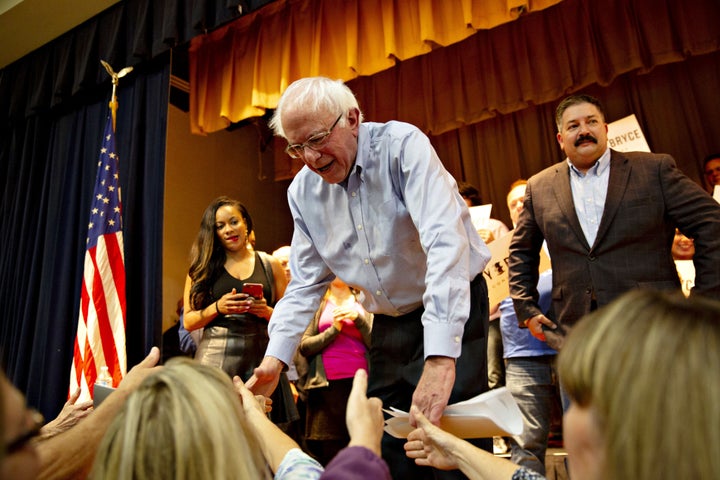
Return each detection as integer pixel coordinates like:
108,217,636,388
194,252,298,425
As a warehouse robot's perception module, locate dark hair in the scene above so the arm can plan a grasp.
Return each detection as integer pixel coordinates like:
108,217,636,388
555,94,605,131
188,197,253,309
703,153,720,169
457,181,482,206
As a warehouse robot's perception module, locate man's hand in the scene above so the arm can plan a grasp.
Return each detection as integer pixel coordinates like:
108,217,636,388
346,369,385,457
525,314,555,342
409,356,455,427
246,356,283,397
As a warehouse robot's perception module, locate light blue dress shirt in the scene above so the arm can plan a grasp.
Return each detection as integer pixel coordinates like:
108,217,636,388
568,147,611,246
267,121,492,365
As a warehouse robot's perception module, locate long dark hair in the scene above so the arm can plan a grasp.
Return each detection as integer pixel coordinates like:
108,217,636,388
188,197,253,310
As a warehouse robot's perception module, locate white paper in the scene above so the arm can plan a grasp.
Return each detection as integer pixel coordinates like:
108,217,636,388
606,114,651,152
714,185,720,204
468,204,492,231
383,387,524,439
484,230,551,306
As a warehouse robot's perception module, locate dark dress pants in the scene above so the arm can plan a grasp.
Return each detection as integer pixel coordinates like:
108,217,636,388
368,275,492,479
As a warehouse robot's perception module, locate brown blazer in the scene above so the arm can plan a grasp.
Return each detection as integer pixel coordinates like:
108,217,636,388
509,150,720,348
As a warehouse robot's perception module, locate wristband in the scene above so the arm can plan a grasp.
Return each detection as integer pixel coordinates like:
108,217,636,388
215,300,221,315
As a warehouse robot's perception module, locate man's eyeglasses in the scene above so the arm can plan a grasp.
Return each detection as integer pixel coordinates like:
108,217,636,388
4,409,44,455
285,114,343,159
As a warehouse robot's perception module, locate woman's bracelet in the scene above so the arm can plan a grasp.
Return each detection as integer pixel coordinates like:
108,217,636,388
215,300,221,315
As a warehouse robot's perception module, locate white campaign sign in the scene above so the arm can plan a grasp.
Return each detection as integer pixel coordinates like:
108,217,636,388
606,114,651,152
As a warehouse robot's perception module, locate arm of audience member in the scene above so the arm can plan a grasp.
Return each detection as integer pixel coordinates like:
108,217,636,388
36,347,162,480
353,311,372,349
321,369,390,480
298,308,340,358
410,356,455,427
404,406,521,479
234,376,319,474
38,388,93,440
345,369,384,457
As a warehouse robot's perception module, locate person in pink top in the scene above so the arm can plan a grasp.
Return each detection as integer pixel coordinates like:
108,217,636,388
299,277,372,466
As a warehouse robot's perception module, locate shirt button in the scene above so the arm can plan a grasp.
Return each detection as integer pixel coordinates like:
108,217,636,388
364,258,369,264
351,191,357,197
454,336,461,343
376,290,382,296
357,225,363,230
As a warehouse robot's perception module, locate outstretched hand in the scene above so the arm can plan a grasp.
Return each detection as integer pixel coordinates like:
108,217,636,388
404,406,459,470
115,346,162,397
234,376,273,414
346,369,384,457
40,388,93,439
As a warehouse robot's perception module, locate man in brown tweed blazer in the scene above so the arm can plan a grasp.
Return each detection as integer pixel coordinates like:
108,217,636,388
509,94,720,350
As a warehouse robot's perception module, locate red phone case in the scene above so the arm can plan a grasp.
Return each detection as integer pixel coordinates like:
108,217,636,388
242,283,263,299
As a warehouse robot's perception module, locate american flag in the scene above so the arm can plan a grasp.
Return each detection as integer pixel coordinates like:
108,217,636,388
69,115,127,401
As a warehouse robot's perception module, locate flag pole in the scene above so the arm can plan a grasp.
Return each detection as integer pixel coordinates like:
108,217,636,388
100,60,133,133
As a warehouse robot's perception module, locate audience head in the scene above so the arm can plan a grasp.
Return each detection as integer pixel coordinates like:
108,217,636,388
457,182,482,208
90,358,268,480
506,179,527,227
269,77,363,184
271,246,292,283
0,372,43,480
555,94,608,172
671,229,695,260
703,153,720,190
558,290,720,480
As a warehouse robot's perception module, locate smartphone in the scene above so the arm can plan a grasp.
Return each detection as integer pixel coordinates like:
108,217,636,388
242,282,264,299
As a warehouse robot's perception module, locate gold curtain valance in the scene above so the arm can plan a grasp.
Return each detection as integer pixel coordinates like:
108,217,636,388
189,0,562,134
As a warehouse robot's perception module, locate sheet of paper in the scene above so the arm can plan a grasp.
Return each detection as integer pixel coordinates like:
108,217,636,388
383,387,524,439
468,204,492,231
484,231,551,306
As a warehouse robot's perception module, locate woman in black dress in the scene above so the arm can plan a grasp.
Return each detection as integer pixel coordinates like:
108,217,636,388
183,196,296,426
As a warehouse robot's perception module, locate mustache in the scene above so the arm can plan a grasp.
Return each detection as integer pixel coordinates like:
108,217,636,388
575,134,597,147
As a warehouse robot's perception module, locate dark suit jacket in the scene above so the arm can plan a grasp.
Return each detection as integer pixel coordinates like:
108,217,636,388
509,150,720,347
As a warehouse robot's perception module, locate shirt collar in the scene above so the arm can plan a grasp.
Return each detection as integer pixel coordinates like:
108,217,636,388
567,147,611,177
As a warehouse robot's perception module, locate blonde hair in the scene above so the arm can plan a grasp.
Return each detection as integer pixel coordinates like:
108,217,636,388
90,358,269,480
558,290,720,480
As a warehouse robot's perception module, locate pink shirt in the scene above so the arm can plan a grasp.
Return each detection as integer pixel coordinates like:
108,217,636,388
318,299,368,380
